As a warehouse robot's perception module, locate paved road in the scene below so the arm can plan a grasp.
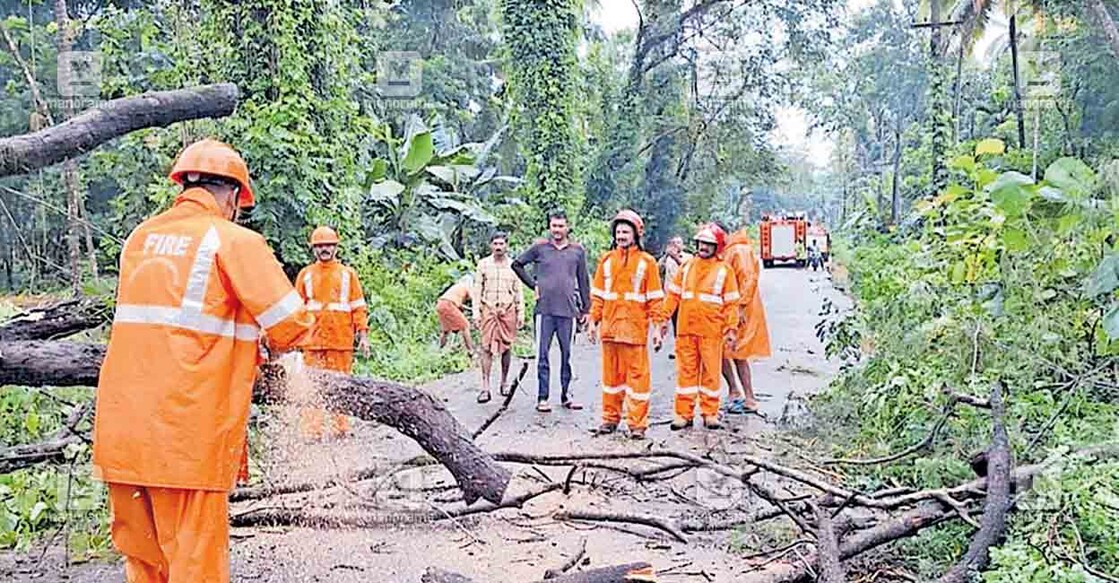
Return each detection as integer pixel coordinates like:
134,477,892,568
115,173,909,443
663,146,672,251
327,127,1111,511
4,262,851,583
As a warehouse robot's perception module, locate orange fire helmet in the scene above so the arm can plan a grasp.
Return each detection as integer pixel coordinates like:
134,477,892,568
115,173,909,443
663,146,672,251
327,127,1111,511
693,223,727,254
310,226,340,246
169,139,255,208
611,209,645,238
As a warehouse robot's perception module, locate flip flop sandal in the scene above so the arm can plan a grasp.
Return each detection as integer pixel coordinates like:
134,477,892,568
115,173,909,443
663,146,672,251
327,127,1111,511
562,400,584,410
536,401,552,412
725,399,749,415
477,390,492,404
499,385,512,397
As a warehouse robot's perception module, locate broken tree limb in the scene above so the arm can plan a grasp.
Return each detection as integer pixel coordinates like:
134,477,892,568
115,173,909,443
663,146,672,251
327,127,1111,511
0,342,509,505
815,503,846,583
554,509,688,543
421,563,654,583
0,84,239,178
230,482,563,528
0,297,111,341
543,538,587,579
472,360,530,439
820,402,955,466
937,382,1011,583
0,340,104,386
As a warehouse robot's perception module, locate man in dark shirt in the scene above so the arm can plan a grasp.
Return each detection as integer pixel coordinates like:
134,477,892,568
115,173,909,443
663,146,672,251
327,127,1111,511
513,210,591,412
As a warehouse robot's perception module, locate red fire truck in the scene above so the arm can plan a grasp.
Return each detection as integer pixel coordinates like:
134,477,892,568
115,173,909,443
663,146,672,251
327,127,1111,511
760,212,808,268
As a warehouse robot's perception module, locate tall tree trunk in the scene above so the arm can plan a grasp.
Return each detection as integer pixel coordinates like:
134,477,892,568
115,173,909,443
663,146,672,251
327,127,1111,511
55,0,85,294
927,0,949,196
890,122,903,226
952,27,967,144
1009,13,1027,150
1087,0,1119,62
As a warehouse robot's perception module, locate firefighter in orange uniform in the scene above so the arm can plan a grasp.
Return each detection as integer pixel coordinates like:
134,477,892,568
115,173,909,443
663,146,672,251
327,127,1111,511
658,224,740,430
721,227,771,413
587,210,665,440
295,226,370,440
92,138,314,582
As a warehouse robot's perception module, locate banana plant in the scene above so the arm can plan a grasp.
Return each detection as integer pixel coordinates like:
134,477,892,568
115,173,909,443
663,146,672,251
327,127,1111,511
365,114,521,259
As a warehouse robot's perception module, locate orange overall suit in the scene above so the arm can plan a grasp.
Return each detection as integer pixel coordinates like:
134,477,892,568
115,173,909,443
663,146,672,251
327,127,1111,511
295,256,369,439
661,255,740,423
722,230,771,361
93,139,314,583
590,245,665,431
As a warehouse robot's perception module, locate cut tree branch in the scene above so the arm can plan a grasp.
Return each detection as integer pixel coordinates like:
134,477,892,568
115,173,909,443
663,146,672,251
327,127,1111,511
554,509,688,543
422,563,653,583
937,382,1011,582
0,298,111,341
0,84,239,178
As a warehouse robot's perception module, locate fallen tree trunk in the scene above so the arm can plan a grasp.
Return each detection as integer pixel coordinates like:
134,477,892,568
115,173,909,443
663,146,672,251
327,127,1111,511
0,298,111,341
0,84,239,178
420,563,654,583
0,340,104,386
0,342,510,504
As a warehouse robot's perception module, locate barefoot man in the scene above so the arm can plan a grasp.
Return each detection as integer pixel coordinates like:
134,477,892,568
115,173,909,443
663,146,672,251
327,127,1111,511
722,226,771,414
436,274,476,352
474,231,525,403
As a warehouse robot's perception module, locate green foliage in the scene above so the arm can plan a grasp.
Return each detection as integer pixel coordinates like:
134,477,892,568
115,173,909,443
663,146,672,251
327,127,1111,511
500,0,581,218
811,150,1119,573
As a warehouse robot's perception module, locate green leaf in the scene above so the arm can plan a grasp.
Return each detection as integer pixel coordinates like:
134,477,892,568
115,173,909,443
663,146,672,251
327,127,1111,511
368,180,405,203
1104,303,1119,340
1001,228,1028,252
425,166,458,185
975,138,1006,156
29,501,47,523
1086,255,1119,297
951,261,966,283
401,116,435,175
948,155,976,173
370,159,388,182
1044,157,1096,200
24,409,39,434
987,172,1034,217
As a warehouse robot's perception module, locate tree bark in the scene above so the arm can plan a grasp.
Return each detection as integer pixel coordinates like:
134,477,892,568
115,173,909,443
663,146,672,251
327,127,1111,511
0,297,111,341
890,121,903,226
937,382,1011,582
816,505,846,583
0,341,511,505
1009,14,1027,150
1087,0,1119,62
0,84,240,178
420,563,653,583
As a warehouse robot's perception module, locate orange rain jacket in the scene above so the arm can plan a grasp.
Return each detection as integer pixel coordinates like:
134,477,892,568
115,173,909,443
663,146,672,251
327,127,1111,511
92,188,314,492
660,256,741,337
589,247,666,344
723,230,772,360
295,260,369,351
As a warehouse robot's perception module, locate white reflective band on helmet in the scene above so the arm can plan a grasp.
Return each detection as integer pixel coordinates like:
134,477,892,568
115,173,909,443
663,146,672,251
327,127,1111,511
625,388,651,401
114,304,259,341
256,290,303,329
675,386,699,395
699,386,722,399
602,384,628,395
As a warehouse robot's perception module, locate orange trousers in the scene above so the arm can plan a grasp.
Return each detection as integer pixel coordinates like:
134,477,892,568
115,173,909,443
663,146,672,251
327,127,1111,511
300,349,354,439
674,335,724,421
601,341,652,429
107,483,229,583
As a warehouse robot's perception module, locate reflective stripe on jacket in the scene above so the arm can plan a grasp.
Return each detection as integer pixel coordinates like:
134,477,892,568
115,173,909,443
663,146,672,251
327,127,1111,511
660,256,740,337
590,247,665,345
295,260,369,350
93,188,314,491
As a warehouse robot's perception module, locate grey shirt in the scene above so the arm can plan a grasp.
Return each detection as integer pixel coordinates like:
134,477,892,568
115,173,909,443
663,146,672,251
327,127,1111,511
512,240,591,318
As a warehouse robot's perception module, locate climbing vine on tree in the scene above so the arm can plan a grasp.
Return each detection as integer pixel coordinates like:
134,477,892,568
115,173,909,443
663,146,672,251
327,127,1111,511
499,0,581,218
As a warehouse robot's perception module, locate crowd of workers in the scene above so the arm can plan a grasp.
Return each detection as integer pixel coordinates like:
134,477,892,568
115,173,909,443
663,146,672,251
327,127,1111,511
89,138,771,580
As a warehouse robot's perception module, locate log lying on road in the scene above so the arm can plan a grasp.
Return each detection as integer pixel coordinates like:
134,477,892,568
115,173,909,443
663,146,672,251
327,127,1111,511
0,298,111,341
0,342,510,505
421,563,654,583
0,84,239,178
